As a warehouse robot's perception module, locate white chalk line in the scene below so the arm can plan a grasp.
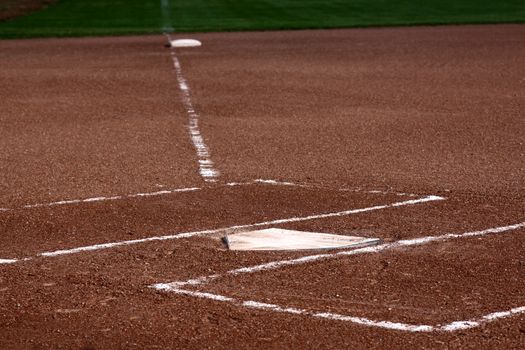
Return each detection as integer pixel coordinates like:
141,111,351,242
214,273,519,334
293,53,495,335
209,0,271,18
246,179,420,197
0,179,286,212
0,259,18,265
0,186,201,213
153,285,525,333
152,221,525,332
160,0,173,33
0,194,443,265
0,178,419,213
157,222,525,286
166,36,219,183
25,187,200,209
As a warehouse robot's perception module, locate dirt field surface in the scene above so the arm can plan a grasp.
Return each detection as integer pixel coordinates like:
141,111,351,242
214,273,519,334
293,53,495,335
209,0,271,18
0,0,54,21
0,24,524,348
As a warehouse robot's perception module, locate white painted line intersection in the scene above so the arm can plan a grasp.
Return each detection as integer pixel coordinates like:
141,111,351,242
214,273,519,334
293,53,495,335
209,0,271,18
153,221,525,332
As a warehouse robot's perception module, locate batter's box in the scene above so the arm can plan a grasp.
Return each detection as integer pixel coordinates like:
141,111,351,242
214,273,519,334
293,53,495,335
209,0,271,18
152,221,525,333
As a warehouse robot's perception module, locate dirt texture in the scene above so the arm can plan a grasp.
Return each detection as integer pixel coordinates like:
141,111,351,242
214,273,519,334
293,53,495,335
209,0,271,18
0,0,54,21
0,25,524,349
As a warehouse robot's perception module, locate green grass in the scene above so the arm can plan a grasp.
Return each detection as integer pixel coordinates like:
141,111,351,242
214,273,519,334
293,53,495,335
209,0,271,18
1,0,525,38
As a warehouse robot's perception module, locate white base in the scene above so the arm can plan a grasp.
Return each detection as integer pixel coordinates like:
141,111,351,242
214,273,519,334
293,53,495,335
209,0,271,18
225,228,380,251
170,39,202,48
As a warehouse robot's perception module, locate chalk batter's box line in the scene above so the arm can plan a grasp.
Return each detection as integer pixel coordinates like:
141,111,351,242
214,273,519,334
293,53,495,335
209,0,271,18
0,179,421,213
152,222,525,333
0,191,443,265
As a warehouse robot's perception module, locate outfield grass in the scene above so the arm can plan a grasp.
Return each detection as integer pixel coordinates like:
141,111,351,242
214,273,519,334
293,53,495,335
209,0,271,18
1,0,525,38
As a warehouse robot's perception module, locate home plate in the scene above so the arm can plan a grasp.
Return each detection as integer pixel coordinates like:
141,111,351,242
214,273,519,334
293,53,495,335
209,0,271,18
170,39,202,48
225,228,380,251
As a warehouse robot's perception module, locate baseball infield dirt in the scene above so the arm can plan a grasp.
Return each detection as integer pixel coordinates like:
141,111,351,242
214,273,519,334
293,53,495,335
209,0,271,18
0,24,524,348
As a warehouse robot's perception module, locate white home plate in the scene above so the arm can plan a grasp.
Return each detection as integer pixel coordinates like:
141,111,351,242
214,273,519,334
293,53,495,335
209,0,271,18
170,39,202,48
225,228,380,251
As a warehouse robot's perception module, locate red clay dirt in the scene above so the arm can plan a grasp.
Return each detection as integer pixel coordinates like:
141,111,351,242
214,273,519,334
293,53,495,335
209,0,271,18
204,230,525,325
0,0,54,21
0,25,524,348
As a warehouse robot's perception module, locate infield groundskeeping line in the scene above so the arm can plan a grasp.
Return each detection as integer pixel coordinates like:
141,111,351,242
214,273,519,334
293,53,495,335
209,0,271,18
153,221,525,332
166,36,220,183
0,194,443,264
0,179,418,212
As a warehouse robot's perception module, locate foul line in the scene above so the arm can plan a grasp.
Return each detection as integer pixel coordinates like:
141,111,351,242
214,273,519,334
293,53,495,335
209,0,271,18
160,0,174,33
166,36,219,183
152,221,525,332
0,195,443,265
